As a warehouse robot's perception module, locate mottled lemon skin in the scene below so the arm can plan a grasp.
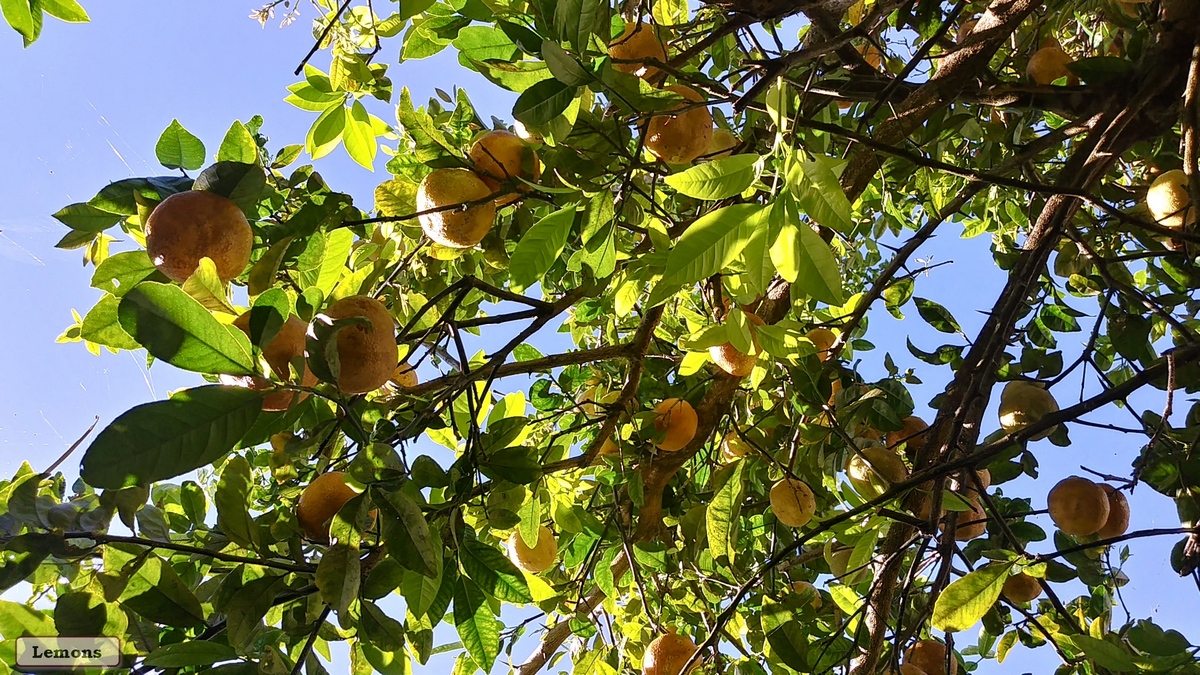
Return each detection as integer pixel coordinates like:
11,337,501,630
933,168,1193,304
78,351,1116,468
906,640,956,675
1002,572,1042,604
770,478,816,527
645,85,713,165
1097,485,1130,539
1048,476,1111,536
507,525,558,574
1147,169,1193,230
652,398,698,451
608,22,667,81
998,381,1059,440
1027,46,1077,85
220,314,317,411
468,130,541,205
416,168,496,248
145,190,253,283
845,444,909,498
297,472,358,541
319,295,399,394
643,632,699,675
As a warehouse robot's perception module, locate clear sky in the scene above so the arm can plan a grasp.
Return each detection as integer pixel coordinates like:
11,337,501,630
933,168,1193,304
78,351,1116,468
1,3,1196,674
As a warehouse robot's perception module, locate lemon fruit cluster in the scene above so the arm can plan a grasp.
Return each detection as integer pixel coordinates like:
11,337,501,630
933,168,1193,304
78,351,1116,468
1048,476,1129,537
220,313,317,411
417,130,541,248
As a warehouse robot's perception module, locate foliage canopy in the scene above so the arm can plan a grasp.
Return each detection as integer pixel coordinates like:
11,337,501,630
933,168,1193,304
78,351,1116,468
7,0,1200,674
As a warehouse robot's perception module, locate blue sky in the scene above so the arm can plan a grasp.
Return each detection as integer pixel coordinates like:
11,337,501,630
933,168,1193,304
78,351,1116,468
1,3,1197,674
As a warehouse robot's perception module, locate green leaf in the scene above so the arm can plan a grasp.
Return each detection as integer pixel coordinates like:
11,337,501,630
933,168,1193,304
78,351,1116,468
1,0,34,41
739,218,777,297
0,599,54,639
52,202,122,233
285,82,344,112
0,533,53,592
648,203,768,306
509,206,576,292
706,461,745,564
88,176,191,215
307,103,346,160
513,78,576,127
272,144,303,168
459,538,533,603
180,480,207,526
217,121,259,164
914,297,963,334
220,571,286,649
479,446,542,484
930,562,1011,632
375,178,417,217
996,630,1018,663
80,294,139,351
18,0,40,46
664,155,759,200
762,596,809,671
120,555,206,627
181,257,235,314
118,282,256,375
376,489,439,578
553,0,601,50
517,490,542,551
41,0,88,22
215,456,258,550
80,385,263,489
1066,56,1133,85
453,575,500,672
144,642,238,668
1063,635,1140,672
316,228,355,297
343,100,377,170
54,590,125,637
316,542,361,615
541,40,593,86
91,250,166,296
155,119,206,171
361,601,407,652
793,218,845,305
791,155,851,232
883,278,914,319
192,162,266,216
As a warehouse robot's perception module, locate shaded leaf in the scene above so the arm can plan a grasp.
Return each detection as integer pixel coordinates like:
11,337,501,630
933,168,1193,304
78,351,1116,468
118,282,256,375
80,385,263,489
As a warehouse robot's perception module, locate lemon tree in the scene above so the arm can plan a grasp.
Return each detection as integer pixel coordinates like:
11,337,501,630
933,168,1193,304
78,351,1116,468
7,1,1200,674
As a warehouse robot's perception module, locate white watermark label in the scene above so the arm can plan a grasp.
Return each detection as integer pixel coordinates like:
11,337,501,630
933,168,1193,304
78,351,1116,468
15,637,122,668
